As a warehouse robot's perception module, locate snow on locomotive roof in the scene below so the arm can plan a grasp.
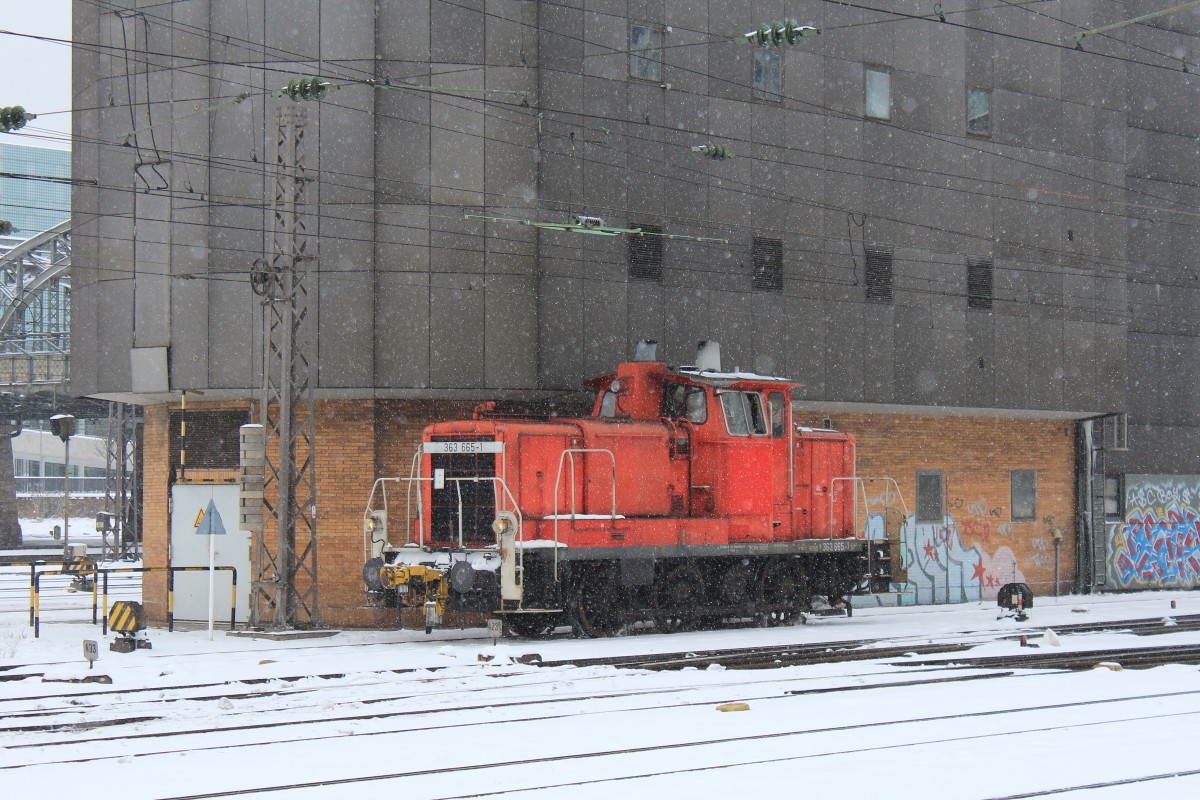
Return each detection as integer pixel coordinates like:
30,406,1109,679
676,367,792,383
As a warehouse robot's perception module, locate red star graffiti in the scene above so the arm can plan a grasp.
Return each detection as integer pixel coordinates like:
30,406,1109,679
923,542,938,562
973,560,987,582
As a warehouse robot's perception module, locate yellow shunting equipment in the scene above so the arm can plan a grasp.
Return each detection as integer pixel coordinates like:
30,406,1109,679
378,564,450,615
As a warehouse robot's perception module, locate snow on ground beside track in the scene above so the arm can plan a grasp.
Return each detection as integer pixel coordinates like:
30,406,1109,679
4,558,1200,799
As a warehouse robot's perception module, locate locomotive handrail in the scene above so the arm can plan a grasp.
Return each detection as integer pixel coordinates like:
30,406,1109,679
552,448,618,581
361,450,426,561
830,476,910,540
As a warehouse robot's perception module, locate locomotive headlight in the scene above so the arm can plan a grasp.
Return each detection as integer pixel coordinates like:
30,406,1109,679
609,379,622,393
492,511,518,537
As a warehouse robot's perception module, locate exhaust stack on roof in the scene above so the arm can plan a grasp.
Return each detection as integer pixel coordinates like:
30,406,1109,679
635,340,658,361
695,340,721,372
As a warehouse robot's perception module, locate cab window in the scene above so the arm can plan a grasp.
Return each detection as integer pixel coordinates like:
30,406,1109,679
768,392,787,438
600,390,618,418
662,383,707,424
720,391,767,436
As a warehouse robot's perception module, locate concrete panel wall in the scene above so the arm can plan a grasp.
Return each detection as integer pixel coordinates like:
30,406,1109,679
69,0,1200,481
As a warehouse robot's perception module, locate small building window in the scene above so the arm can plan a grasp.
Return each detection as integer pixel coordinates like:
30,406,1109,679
629,223,663,281
630,25,662,81
1104,475,1124,518
967,257,993,310
967,89,991,136
916,471,944,523
752,237,783,291
865,68,890,120
865,246,893,304
753,50,782,101
1011,470,1037,521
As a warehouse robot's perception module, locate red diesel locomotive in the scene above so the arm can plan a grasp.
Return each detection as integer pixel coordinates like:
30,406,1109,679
362,342,896,636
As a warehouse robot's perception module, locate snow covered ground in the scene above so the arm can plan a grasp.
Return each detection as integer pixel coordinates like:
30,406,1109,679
4,548,1200,799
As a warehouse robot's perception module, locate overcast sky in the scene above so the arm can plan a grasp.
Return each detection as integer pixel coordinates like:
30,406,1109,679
1,1,72,150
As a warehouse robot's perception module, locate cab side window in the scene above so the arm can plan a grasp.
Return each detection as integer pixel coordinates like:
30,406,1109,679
662,383,707,424
768,392,787,438
720,391,767,436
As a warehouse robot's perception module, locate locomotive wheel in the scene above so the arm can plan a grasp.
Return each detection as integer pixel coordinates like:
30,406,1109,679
653,564,705,633
758,560,808,626
571,567,625,638
716,562,757,615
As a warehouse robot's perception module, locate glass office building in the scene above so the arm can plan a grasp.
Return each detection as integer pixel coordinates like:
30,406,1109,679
0,143,70,236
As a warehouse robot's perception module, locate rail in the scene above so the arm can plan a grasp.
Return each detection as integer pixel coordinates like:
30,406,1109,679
829,476,910,538
552,448,618,581
16,476,109,495
362,472,524,575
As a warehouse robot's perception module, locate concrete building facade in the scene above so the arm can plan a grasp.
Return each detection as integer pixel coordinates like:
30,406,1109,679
70,1,1199,626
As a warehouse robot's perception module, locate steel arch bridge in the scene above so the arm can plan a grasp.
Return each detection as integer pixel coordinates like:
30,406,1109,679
0,219,72,393
0,221,142,558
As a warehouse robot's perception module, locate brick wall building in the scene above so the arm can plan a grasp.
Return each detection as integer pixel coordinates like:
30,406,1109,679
72,1,1200,625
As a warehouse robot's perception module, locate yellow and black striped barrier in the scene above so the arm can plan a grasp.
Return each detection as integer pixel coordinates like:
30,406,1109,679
31,565,238,638
108,600,144,634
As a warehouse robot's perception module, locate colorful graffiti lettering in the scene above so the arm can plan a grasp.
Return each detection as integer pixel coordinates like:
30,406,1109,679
1111,502,1200,588
1125,479,1198,509
866,512,1026,604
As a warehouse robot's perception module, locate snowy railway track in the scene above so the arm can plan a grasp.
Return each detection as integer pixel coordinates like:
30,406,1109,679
7,592,1200,799
30,680,1200,800
539,613,1200,671
1,664,1016,749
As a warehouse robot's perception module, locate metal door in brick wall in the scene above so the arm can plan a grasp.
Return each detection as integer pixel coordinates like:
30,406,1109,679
169,484,251,623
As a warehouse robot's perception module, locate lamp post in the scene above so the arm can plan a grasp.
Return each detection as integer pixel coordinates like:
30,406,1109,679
50,414,75,555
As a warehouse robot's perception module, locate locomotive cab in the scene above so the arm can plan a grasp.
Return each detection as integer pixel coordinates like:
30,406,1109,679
363,342,902,636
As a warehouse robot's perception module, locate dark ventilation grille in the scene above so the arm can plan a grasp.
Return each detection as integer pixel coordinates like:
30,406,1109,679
865,246,893,304
169,410,248,471
752,237,784,291
429,437,498,547
629,224,664,281
967,257,994,310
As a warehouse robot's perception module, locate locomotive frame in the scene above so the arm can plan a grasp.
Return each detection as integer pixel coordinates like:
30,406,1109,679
362,343,907,637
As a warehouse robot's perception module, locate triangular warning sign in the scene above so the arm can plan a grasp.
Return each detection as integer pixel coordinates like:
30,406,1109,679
195,499,227,536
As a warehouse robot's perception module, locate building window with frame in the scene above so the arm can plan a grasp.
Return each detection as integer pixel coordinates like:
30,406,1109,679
967,89,991,136
967,257,993,310
916,470,944,523
630,25,662,81
865,68,890,119
1011,470,1037,520
865,246,893,304
752,236,783,291
753,49,782,101
1104,475,1124,518
629,223,663,281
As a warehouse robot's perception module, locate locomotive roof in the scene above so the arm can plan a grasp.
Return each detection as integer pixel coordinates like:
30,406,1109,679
674,366,794,387
585,362,795,391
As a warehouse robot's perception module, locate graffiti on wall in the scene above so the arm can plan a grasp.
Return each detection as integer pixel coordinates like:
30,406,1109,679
1109,475,1200,590
866,509,1027,605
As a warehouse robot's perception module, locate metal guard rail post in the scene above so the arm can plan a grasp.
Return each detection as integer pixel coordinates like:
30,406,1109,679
1,560,84,628
31,565,237,638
